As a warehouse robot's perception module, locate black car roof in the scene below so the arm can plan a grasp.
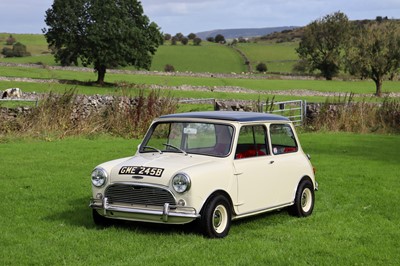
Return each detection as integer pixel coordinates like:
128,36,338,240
159,111,290,122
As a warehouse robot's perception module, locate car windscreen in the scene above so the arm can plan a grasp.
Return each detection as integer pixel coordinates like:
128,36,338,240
140,122,234,157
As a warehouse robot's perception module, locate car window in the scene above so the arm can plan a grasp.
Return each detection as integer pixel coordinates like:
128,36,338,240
270,124,298,155
235,125,269,159
141,122,233,157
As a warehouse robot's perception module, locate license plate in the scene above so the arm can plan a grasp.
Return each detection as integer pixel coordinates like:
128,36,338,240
119,166,164,177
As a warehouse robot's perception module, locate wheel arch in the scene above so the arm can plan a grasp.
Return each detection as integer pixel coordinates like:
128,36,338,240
299,175,315,188
200,190,234,216
292,175,314,201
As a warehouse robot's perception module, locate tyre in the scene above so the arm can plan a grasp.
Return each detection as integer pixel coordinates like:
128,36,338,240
92,209,113,227
200,195,232,238
290,179,315,217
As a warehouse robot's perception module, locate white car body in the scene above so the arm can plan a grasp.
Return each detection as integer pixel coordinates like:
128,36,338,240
90,111,317,238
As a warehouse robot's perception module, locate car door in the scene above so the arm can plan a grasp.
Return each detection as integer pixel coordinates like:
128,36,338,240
267,123,303,204
233,124,278,214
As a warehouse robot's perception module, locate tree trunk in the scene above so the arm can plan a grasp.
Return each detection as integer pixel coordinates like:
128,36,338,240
95,65,106,85
373,78,383,97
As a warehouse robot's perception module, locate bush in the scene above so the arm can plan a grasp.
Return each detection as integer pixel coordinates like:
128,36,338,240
181,37,188,45
12,42,31,57
256,62,267,72
164,64,175,72
215,34,225,43
188,33,196,40
1,47,14,57
1,42,31,57
206,37,215,42
171,37,177,45
193,37,202,46
164,33,171,41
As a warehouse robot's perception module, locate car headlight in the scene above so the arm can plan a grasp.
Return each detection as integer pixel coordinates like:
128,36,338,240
172,173,191,193
91,167,108,187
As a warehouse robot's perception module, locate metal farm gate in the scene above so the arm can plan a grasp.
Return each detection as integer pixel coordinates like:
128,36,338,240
261,100,306,126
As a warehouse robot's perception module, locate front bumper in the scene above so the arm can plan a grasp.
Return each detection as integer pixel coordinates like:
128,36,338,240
89,197,200,224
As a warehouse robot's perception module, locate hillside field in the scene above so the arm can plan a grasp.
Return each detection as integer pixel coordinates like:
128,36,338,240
0,33,298,73
0,33,399,104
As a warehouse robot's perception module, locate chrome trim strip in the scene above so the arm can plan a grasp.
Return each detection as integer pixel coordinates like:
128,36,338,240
112,181,170,190
103,204,200,220
233,202,293,220
90,198,200,220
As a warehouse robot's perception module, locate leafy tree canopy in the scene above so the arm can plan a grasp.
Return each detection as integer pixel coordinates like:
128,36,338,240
215,34,226,43
43,0,163,84
296,11,350,80
345,20,400,96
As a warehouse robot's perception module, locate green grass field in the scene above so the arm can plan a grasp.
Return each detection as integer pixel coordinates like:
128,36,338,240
0,133,399,265
151,43,246,73
2,65,400,94
1,33,400,103
237,42,299,72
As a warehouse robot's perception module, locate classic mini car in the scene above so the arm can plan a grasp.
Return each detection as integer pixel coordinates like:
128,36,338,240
90,111,317,238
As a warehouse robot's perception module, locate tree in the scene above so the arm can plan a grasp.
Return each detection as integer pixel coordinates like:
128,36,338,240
256,62,267,73
43,0,163,84
296,11,350,80
12,42,31,57
6,34,16,45
345,20,400,96
206,37,215,42
181,37,189,45
164,64,175,72
215,34,225,43
174,32,184,41
188,33,196,40
193,37,202,46
164,33,171,41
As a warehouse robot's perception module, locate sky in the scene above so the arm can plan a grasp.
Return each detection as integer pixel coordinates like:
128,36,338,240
1,0,400,35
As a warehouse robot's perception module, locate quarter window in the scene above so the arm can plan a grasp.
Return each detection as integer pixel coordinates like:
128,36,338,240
270,124,298,155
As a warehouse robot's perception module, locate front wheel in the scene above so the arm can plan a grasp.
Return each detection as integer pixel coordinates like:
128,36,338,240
290,179,315,217
200,195,232,238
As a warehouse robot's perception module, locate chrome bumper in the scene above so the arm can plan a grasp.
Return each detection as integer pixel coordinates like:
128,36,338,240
89,197,200,224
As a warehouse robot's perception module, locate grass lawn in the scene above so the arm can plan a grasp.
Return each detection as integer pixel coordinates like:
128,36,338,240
151,43,246,73
2,65,400,97
237,42,299,73
0,133,399,265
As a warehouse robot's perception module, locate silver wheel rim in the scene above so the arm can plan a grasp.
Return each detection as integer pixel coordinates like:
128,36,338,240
213,204,228,233
301,188,313,213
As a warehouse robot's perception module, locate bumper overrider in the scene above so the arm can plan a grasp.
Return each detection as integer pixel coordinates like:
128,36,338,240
89,197,200,224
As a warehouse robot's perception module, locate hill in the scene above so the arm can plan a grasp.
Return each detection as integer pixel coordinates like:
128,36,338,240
196,26,299,39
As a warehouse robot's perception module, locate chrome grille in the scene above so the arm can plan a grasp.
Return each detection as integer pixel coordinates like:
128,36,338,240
105,184,176,206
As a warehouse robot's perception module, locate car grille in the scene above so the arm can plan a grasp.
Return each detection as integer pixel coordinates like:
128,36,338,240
105,184,176,206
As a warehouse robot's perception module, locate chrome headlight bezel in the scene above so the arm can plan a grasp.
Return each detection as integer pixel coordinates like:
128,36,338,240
172,173,191,193
91,167,108,187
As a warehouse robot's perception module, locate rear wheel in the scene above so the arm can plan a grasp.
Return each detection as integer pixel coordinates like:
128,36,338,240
200,195,232,238
290,179,315,217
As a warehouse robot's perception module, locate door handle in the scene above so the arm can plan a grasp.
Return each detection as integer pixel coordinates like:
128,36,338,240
269,160,275,164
